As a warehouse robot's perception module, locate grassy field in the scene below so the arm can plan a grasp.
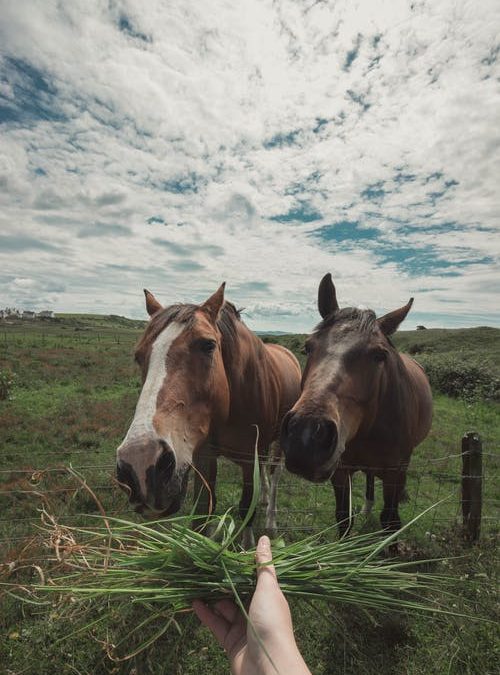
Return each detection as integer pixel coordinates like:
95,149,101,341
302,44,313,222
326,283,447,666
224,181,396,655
0,316,498,674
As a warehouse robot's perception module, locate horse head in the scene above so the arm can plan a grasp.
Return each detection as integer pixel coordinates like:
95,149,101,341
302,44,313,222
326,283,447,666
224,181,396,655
116,284,231,515
281,273,414,482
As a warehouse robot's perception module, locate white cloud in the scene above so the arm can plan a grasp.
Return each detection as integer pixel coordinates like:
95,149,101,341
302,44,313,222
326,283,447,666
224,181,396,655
0,0,498,330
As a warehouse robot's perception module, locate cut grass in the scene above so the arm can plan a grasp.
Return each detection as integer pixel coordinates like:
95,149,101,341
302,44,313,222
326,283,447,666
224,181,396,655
3,504,483,665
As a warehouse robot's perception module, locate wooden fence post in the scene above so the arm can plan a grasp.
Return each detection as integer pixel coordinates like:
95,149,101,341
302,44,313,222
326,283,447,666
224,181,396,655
461,432,482,542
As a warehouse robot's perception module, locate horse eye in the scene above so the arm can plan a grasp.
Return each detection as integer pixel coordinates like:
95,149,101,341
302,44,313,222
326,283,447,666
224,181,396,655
302,342,313,356
199,339,217,354
372,348,387,363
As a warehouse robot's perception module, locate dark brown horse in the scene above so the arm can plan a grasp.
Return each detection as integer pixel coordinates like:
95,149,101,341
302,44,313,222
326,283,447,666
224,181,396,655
116,283,301,545
281,273,432,536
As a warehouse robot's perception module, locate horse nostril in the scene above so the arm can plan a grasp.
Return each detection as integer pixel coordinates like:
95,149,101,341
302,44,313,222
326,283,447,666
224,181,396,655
156,445,175,483
313,419,336,444
116,459,129,484
319,419,338,450
116,460,140,501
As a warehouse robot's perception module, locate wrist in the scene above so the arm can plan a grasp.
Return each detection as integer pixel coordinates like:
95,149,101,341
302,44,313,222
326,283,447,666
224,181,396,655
258,636,310,675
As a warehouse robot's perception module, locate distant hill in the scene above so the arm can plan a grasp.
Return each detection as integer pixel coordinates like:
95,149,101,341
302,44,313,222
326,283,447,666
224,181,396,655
392,326,500,359
55,313,147,330
255,330,290,336
43,314,498,367
2,313,498,399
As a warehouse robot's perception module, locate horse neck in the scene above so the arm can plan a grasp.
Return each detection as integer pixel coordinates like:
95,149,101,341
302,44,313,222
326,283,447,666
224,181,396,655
221,320,266,394
371,348,419,443
220,319,281,428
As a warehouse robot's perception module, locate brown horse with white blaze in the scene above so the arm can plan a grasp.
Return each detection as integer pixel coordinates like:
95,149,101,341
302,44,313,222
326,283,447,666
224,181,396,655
116,283,301,545
281,273,432,536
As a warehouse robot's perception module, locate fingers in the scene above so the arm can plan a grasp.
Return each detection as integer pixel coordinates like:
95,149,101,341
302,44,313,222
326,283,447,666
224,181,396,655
255,534,277,581
193,599,247,660
213,598,240,623
192,600,229,646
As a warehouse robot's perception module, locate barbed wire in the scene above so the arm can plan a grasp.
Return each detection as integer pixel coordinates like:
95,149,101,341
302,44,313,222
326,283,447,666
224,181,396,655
0,446,497,471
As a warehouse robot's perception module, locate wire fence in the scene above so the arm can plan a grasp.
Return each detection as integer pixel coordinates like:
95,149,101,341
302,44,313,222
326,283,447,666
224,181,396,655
1,330,138,347
1,325,498,561
1,441,497,558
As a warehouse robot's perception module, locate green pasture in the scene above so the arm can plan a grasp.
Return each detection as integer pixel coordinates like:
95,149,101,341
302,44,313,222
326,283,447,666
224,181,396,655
0,316,498,674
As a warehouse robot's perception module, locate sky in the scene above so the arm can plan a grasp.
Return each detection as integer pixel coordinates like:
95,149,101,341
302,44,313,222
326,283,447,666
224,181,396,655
0,0,499,332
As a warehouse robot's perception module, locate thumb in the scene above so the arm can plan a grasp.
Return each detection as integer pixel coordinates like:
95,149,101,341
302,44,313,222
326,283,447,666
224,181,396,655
255,535,277,581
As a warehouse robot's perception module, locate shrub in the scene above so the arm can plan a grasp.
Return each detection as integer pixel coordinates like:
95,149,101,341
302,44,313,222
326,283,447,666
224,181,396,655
418,355,499,402
0,368,15,400
407,343,432,355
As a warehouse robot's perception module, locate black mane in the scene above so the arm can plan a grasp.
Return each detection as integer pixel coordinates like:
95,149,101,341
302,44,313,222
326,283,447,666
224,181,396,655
315,307,377,334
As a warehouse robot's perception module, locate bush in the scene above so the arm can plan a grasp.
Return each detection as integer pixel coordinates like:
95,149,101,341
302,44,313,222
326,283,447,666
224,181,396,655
418,354,499,402
0,368,15,400
407,343,433,355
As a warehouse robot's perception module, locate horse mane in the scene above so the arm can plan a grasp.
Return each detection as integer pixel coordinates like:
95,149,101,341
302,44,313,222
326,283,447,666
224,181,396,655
315,307,377,334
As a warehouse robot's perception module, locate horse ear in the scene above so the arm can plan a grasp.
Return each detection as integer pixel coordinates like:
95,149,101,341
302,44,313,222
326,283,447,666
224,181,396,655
143,289,163,317
318,273,339,318
378,298,414,335
201,282,226,323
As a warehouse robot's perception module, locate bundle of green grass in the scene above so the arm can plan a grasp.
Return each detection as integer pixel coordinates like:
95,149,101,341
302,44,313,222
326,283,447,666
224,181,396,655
28,502,456,620
3,464,465,661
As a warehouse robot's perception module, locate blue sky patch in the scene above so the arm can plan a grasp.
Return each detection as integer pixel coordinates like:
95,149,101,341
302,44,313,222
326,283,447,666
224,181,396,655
314,221,379,243
312,118,330,134
346,89,370,111
285,170,323,197
361,182,385,201
263,129,301,149
271,201,322,223
376,244,494,276
425,171,444,183
0,57,64,125
161,173,200,193
394,171,417,184
118,15,151,42
343,35,362,71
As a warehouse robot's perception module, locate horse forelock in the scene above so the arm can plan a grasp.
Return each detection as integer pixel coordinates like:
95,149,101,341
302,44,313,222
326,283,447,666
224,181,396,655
315,307,377,335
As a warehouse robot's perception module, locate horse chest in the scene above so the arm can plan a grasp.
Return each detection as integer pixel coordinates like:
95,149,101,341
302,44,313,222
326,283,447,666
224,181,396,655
342,436,412,472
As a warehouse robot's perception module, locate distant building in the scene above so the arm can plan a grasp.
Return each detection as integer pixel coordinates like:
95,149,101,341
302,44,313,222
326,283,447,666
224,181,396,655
0,307,55,319
416,325,427,330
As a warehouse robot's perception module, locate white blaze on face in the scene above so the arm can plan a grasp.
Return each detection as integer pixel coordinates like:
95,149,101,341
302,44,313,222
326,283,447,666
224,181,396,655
119,322,184,450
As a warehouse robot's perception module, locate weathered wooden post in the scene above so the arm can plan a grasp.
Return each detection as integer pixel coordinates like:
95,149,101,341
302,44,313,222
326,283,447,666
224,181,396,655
461,432,482,542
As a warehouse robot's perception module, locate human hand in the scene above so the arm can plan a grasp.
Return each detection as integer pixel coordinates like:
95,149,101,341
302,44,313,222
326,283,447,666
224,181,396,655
193,535,310,675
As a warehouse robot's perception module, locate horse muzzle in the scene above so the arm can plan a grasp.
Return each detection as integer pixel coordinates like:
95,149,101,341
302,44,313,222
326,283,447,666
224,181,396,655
281,411,340,482
116,438,187,514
